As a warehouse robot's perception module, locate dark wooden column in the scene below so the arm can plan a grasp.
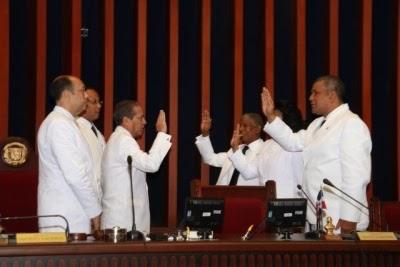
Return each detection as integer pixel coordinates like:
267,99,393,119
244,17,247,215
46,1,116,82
233,0,244,123
265,0,275,97
328,0,339,75
103,0,114,139
0,0,9,140
35,0,47,134
200,0,211,186
396,0,400,200
295,0,307,118
137,0,148,147
168,0,179,227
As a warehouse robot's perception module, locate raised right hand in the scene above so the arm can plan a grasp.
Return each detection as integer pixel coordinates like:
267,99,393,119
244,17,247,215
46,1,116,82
200,110,212,136
156,110,167,133
261,87,276,122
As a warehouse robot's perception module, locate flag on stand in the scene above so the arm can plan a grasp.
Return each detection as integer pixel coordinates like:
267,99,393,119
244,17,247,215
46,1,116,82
315,188,327,232
317,189,327,210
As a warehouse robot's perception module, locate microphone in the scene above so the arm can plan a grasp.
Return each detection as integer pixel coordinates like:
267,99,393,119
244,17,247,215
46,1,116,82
322,178,384,235
0,214,70,239
297,184,316,212
322,178,368,210
296,184,323,239
127,155,144,241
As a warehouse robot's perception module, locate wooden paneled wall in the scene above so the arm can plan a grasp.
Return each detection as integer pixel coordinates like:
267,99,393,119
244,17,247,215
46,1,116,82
0,0,400,227
0,0,9,140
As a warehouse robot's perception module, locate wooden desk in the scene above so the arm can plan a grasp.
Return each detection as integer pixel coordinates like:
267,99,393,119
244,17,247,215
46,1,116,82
0,234,399,267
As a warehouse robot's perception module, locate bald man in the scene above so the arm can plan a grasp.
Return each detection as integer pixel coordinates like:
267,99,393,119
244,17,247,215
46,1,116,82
37,75,101,234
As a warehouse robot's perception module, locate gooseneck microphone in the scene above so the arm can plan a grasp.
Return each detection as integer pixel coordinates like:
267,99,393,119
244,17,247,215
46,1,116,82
297,184,316,212
297,184,322,239
322,178,368,210
127,155,143,241
0,214,70,239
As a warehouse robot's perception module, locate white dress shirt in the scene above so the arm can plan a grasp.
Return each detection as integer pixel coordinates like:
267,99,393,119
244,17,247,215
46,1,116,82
77,117,106,200
195,135,263,185
264,104,372,230
37,106,102,234
101,126,171,234
230,138,303,198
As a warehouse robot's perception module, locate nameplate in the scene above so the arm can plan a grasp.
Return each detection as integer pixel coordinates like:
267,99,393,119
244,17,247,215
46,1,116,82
16,232,67,244
356,231,397,241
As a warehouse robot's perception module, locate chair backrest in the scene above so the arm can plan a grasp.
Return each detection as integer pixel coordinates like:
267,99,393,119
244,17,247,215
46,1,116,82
190,179,276,234
0,137,38,233
369,197,400,231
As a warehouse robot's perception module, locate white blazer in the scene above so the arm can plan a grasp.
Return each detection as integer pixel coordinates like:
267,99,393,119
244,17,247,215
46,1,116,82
264,104,372,230
230,138,303,198
77,117,106,200
195,135,263,185
37,106,102,234
101,126,171,234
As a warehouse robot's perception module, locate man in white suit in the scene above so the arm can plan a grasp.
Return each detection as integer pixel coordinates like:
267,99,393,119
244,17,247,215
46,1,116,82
37,75,102,234
261,75,372,233
101,100,171,235
195,111,264,185
77,88,106,200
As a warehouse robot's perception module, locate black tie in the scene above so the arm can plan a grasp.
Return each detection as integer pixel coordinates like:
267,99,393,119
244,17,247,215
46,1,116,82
91,125,98,137
229,145,249,186
319,119,326,128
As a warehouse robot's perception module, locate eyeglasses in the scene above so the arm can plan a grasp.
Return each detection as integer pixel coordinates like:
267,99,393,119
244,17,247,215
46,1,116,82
87,98,103,105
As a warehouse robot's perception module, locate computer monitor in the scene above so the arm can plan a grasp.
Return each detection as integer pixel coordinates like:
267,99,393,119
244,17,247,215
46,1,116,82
266,198,307,238
181,197,224,232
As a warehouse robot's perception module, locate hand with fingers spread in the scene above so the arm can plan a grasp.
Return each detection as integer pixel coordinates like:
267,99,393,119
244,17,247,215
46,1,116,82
200,110,212,136
230,124,242,152
261,87,276,122
156,110,167,133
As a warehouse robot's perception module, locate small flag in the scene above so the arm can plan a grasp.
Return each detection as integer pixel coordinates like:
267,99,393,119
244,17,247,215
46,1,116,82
317,189,327,210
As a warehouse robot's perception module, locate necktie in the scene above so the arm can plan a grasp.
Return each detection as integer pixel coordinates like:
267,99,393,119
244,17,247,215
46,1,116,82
229,145,249,186
91,125,98,137
319,119,326,128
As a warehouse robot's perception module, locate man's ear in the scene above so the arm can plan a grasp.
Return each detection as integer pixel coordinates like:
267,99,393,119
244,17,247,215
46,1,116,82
60,89,72,100
121,116,129,125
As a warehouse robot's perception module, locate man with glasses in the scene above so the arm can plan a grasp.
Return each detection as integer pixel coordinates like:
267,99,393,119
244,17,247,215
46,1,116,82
77,88,106,200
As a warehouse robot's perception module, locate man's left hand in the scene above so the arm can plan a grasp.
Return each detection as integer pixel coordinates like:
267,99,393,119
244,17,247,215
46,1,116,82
335,218,357,234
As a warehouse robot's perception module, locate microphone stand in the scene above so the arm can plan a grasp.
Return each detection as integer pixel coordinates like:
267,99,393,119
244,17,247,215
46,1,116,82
127,156,143,241
297,184,322,239
323,178,369,210
322,178,383,237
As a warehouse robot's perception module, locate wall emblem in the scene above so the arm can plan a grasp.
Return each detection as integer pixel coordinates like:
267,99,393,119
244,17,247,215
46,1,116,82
1,141,28,167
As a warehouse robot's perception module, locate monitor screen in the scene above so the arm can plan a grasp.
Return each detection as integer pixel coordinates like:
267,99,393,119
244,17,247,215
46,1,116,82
266,198,307,229
182,197,224,231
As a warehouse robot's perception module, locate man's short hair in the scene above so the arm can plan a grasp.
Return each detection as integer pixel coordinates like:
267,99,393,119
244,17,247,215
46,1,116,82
315,75,346,102
49,76,74,101
243,113,264,128
113,100,138,125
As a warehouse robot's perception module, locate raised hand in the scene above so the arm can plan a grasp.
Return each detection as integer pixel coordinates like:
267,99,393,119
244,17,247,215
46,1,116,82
261,87,276,122
200,110,212,136
156,110,167,133
230,124,242,152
